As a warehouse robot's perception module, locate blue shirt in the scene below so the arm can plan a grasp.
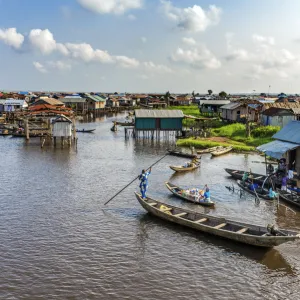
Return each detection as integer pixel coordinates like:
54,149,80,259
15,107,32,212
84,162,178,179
204,191,210,199
139,171,151,186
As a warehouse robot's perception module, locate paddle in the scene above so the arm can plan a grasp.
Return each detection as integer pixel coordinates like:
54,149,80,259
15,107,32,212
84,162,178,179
104,153,168,206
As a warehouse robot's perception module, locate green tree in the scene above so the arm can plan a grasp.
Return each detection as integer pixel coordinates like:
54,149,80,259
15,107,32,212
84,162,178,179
219,91,227,98
164,91,170,106
208,89,213,95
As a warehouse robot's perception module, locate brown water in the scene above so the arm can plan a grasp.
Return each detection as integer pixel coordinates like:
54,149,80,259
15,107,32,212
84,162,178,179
1,112,300,300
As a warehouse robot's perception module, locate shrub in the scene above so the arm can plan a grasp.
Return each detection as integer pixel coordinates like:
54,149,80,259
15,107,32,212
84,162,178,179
251,126,280,138
212,123,246,137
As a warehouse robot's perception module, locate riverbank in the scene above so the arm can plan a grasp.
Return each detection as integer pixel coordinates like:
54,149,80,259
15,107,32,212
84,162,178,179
177,123,280,152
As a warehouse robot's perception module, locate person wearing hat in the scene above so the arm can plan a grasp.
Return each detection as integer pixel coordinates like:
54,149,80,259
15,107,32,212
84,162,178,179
139,167,152,199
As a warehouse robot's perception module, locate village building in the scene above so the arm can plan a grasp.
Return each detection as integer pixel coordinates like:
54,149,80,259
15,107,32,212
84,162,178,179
0,99,28,112
199,100,231,115
220,102,256,123
84,93,106,109
257,121,300,187
106,97,120,107
134,109,183,135
170,95,192,106
59,95,88,113
261,107,300,127
32,98,65,107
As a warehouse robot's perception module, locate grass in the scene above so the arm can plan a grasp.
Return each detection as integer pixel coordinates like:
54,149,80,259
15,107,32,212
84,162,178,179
177,123,279,152
168,105,202,117
177,138,255,152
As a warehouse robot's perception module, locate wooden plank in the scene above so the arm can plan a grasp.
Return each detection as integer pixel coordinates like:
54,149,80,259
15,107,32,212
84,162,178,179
148,202,157,206
173,212,187,218
236,227,248,234
160,207,172,211
214,223,227,229
194,218,208,223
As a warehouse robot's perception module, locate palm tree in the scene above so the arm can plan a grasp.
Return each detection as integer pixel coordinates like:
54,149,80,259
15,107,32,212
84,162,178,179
208,89,213,95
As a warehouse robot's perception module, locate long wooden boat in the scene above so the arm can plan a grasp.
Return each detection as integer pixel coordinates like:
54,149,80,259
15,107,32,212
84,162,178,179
135,192,300,247
113,121,134,126
278,191,300,209
197,146,222,154
76,129,95,133
167,149,198,159
165,182,214,207
169,161,200,172
211,146,232,156
225,168,281,188
236,180,274,200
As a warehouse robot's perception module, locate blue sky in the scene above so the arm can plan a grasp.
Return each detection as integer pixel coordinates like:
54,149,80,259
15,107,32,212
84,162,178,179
1,0,300,93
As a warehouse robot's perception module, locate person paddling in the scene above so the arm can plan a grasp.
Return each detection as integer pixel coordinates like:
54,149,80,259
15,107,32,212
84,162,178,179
139,167,152,199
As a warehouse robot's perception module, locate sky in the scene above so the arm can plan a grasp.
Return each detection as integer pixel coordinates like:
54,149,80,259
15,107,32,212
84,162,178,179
1,0,300,93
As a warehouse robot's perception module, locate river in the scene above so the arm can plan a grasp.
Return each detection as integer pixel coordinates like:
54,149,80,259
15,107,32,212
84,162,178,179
0,112,300,300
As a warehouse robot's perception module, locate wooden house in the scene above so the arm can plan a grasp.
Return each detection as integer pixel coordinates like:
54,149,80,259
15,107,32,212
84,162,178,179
199,100,230,115
106,98,120,107
261,107,300,127
134,109,183,131
52,115,73,137
220,102,256,123
84,93,106,109
59,95,88,113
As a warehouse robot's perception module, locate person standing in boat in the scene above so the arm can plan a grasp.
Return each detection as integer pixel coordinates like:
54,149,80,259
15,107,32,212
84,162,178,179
139,167,152,199
199,184,210,202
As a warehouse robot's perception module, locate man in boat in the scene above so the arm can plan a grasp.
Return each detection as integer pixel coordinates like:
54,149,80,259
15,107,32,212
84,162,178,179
139,167,152,199
199,185,210,202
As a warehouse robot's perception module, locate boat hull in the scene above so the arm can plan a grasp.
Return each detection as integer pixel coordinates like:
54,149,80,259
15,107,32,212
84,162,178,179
165,182,214,207
278,191,300,209
169,163,200,172
197,146,221,154
236,180,273,200
167,150,198,159
211,147,232,156
135,193,299,247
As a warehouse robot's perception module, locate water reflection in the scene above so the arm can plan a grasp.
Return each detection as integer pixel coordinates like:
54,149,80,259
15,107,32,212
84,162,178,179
136,212,295,275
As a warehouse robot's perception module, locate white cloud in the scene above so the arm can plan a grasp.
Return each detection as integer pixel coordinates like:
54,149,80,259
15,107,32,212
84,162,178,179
161,1,221,32
171,46,221,69
128,14,136,20
141,36,147,43
29,29,57,54
143,61,172,73
138,74,149,79
0,27,24,49
182,37,196,46
77,0,142,15
33,62,47,73
115,55,140,68
252,34,275,45
47,60,72,71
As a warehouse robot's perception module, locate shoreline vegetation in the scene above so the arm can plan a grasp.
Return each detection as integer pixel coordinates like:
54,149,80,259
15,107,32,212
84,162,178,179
170,105,280,153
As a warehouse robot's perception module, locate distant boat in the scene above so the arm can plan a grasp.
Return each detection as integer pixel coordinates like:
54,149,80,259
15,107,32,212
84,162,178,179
211,146,232,157
76,129,95,133
167,149,198,159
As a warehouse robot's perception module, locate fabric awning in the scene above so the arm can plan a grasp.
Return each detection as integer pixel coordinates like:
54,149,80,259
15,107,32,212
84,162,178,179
257,140,299,159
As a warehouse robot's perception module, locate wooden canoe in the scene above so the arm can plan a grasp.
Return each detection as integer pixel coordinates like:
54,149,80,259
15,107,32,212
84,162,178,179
113,121,134,126
165,182,215,207
225,168,281,188
167,150,198,159
278,191,300,209
197,146,222,154
169,162,200,172
135,192,300,247
211,146,232,156
76,129,95,133
236,180,274,200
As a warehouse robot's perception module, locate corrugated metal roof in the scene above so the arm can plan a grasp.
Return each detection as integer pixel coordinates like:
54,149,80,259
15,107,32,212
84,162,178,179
273,120,300,144
60,98,86,103
199,100,231,105
262,107,293,116
291,108,300,115
257,140,299,159
0,99,6,104
220,102,242,110
135,109,184,118
84,93,106,102
263,102,300,109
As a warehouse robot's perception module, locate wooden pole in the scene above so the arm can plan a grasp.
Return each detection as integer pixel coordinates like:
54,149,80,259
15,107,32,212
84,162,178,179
104,153,169,206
